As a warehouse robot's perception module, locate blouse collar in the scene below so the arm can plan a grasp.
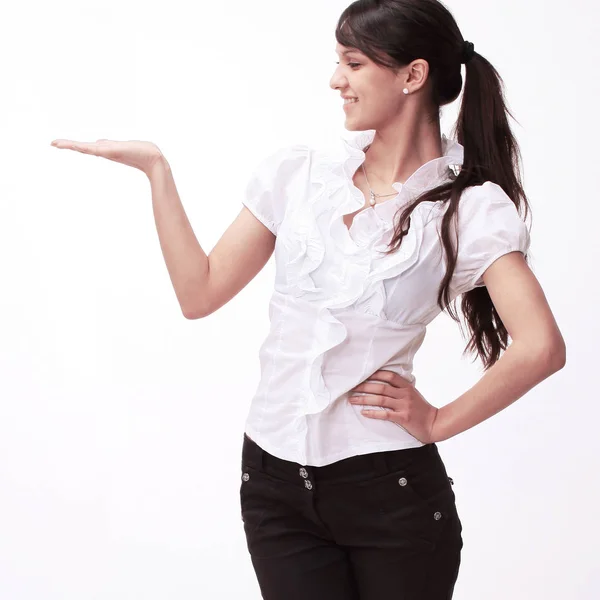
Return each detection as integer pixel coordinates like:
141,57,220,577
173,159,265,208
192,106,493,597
339,129,464,222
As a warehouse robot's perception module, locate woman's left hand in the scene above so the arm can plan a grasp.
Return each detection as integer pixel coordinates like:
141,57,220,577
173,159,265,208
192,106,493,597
348,370,439,444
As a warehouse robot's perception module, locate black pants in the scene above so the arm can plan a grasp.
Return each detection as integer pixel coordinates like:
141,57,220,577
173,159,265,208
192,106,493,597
240,433,463,599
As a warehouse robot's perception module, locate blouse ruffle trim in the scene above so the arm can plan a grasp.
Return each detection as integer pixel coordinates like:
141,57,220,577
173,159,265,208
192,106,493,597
291,129,464,415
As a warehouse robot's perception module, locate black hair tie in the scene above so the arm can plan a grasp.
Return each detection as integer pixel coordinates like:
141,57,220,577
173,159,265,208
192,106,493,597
461,40,475,64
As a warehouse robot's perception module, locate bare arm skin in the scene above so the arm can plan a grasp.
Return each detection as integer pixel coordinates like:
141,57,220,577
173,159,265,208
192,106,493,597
431,251,566,442
148,157,275,319
50,138,275,319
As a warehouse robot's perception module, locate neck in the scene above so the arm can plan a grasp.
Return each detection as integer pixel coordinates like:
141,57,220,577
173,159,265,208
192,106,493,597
362,116,443,187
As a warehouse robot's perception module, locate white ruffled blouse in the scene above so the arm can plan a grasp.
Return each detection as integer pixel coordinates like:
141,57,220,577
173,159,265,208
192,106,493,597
241,129,530,466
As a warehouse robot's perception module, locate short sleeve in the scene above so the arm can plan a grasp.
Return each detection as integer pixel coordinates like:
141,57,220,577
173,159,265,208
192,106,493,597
453,181,531,291
242,144,309,236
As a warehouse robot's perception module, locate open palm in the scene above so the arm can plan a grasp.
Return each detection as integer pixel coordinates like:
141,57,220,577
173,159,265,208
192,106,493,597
50,138,165,176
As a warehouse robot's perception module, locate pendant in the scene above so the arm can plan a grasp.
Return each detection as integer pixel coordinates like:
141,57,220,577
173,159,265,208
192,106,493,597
369,190,376,206
448,164,461,178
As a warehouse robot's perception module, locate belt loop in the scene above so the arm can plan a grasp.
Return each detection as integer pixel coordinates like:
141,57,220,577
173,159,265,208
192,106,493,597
371,452,389,476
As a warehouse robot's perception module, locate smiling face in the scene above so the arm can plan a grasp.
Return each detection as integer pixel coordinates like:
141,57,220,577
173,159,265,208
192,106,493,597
330,43,409,131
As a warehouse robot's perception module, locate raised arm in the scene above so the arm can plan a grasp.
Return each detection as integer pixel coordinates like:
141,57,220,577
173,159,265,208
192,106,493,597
148,157,276,319
50,138,280,320
51,138,305,319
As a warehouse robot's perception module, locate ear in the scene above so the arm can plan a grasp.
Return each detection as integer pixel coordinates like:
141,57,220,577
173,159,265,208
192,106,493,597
406,58,430,93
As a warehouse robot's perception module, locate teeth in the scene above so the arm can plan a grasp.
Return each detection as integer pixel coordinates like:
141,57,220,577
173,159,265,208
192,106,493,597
344,98,358,104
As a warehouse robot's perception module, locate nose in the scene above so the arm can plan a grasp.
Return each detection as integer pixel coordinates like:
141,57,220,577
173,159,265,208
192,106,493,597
329,65,346,92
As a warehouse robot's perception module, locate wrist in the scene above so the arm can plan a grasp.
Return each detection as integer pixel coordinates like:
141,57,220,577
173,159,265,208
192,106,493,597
430,406,450,443
146,154,171,180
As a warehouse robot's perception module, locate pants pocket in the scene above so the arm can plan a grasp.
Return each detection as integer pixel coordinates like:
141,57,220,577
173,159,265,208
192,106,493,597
369,461,458,548
240,464,289,539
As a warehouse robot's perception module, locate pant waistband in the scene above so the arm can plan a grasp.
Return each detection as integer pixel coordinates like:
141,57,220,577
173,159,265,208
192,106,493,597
241,433,441,485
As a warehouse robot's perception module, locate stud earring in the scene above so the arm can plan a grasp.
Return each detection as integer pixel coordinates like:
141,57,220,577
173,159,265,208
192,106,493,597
403,88,409,94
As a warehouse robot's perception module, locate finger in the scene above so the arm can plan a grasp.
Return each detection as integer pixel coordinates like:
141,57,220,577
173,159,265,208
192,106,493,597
360,409,390,419
349,393,396,409
51,139,80,149
352,381,399,398
50,140,99,155
349,392,377,404
370,369,412,388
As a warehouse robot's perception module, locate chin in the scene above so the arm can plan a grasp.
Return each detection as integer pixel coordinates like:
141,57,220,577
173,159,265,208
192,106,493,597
344,120,373,132
343,118,363,130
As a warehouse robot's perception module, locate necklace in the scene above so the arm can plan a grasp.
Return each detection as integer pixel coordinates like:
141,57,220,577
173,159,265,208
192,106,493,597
360,146,399,206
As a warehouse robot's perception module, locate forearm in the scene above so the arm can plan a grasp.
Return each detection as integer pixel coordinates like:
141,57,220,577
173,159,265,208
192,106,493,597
432,340,566,443
147,157,209,318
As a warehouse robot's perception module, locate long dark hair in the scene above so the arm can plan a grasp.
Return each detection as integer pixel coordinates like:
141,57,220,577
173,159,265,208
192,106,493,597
335,0,532,370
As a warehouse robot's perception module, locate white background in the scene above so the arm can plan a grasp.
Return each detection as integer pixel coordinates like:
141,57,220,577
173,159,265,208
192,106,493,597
1,0,597,598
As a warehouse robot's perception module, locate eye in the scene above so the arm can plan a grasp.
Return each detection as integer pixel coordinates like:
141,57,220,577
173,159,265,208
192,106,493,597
335,61,361,69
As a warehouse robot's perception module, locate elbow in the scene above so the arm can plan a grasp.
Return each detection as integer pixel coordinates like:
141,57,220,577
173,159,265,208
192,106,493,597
514,335,566,375
182,302,212,320
550,342,567,371
549,329,567,371
535,338,567,373
181,288,213,319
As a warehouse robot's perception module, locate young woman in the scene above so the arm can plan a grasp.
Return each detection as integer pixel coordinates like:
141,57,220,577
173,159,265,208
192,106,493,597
51,1,566,598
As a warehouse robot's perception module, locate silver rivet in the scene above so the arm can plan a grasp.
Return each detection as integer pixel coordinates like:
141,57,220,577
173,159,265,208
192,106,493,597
242,472,250,482
398,477,407,486
434,511,442,520
304,479,313,490
299,467,308,478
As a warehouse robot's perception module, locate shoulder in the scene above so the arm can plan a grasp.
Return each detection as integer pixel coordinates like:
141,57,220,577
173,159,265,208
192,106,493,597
452,180,531,289
459,181,520,215
253,143,349,190
256,143,312,165
242,144,314,235
267,143,312,160
455,180,529,236
248,143,313,183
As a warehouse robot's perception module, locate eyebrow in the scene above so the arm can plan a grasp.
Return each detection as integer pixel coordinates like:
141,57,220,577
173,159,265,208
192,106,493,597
335,48,361,56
